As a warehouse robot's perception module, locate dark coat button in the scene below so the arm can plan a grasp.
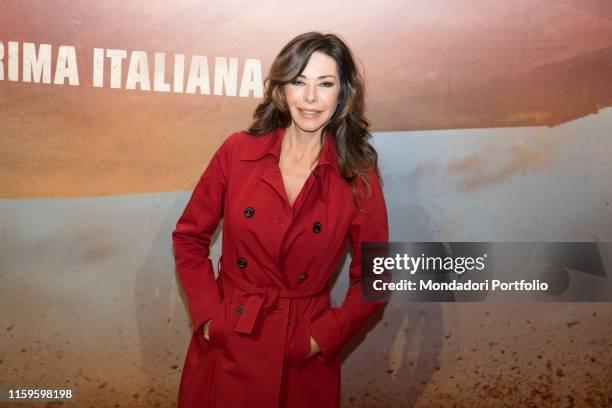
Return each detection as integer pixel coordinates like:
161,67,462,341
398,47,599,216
298,272,308,282
287,319,292,325
237,257,247,268
312,222,322,233
236,304,244,315
244,207,255,217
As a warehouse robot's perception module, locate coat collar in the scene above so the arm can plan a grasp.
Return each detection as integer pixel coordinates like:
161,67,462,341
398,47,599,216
240,127,339,203
240,127,339,173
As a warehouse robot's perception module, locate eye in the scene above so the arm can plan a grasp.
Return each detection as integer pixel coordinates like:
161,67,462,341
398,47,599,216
320,82,335,87
290,80,304,85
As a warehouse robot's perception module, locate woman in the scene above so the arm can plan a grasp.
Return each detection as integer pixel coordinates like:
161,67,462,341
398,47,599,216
172,32,388,408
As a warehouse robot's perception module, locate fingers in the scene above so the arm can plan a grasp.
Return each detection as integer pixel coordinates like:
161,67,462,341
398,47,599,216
202,319,211,341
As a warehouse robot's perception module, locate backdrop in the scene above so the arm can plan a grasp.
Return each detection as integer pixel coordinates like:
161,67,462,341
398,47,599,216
1,1,611,407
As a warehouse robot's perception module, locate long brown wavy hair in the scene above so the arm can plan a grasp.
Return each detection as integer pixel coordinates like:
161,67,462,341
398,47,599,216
246,31,381,206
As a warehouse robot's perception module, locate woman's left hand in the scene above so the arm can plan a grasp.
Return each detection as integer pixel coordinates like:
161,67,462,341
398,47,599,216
307,336,321,358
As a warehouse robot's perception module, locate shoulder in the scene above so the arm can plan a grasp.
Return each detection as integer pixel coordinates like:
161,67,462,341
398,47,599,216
219,131,244,151
214,130,250,159
212,130,275,175
354,167,383,194
352,168,386,212
224,130,255,144
224,129,276,145
219,130,272,154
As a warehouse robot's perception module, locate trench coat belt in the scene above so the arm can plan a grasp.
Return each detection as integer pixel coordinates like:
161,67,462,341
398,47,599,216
218,268,329,335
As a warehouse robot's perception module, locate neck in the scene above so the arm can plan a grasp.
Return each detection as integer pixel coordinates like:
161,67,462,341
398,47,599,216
286,121,324,142
283,122,324,164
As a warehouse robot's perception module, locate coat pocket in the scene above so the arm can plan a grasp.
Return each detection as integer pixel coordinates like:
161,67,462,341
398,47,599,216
287,319,313,369
207,302,229,351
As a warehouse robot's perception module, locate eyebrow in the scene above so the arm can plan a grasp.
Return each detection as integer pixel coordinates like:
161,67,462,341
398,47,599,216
297,74,337,80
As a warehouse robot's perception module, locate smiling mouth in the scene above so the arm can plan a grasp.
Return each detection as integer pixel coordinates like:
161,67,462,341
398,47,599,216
298,108,323,116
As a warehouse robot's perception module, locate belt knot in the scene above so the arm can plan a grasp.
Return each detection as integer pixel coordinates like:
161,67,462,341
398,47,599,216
218,262,328,335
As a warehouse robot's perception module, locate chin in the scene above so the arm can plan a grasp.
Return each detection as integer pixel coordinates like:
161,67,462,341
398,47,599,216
294,121,326,133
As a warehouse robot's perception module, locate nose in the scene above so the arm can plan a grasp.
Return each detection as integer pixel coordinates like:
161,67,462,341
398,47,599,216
304,82,317,103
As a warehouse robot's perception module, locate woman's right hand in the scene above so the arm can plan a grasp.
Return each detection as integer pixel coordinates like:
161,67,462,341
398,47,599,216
202,319,211,341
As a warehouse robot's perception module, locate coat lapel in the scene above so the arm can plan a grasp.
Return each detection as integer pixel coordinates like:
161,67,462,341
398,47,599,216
239,126,341,209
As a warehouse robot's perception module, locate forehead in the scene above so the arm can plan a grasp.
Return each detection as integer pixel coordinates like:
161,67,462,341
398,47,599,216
301,51,338,77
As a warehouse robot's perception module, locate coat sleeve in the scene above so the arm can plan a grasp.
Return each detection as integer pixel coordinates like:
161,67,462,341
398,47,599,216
171,134,235,336
309,169,389,363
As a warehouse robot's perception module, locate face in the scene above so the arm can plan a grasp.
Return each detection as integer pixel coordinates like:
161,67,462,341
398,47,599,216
284,51,341,136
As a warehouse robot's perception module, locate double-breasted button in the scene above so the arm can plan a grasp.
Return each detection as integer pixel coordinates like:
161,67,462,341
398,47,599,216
237,257,247,268
287,319,292,325
236,304,244,315
312,222,322,233
298,272,308,283
244,207,255,217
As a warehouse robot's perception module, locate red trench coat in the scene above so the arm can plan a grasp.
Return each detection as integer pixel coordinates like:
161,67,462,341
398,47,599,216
172,126,388,408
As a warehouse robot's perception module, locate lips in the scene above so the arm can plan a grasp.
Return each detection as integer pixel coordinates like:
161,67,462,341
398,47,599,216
298,108,323,118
